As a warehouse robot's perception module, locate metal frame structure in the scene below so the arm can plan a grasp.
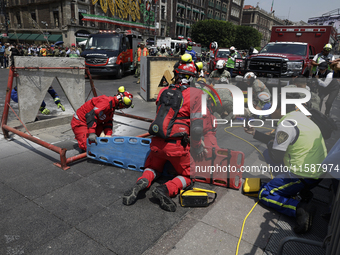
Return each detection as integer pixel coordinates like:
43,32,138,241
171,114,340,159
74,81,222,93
1,66,152,170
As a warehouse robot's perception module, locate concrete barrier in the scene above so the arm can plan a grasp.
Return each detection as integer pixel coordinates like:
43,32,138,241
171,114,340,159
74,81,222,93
14,57,85,123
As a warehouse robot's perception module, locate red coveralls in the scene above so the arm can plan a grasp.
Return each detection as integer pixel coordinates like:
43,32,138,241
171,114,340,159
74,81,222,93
190,88,218,150
137,85,209,197
71,95,117,151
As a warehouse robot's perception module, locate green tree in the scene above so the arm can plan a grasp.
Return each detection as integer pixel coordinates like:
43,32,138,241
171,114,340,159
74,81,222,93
191,19,236,48
233,26,262,50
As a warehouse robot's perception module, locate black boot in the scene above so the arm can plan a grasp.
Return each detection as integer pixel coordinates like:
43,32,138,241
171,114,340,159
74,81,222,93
294,202,313,234
152,185,177,212
122,178,149,205
297,189,314,203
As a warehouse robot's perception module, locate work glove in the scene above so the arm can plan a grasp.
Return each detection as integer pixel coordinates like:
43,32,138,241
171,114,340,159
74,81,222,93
39,107,50,115
57,103,65,111
88,133,98,145
191,140,207,161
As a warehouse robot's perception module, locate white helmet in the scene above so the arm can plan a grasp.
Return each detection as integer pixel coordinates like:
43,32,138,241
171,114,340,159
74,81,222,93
244,72,257,80
258,92,271,103
216,60,225,69
230,46,236,51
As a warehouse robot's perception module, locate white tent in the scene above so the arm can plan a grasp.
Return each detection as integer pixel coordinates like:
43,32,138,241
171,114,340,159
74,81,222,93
78,39,87,46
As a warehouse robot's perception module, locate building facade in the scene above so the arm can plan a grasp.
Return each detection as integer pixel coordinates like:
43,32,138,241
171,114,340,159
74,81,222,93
242,5,285,47
0,0,245,45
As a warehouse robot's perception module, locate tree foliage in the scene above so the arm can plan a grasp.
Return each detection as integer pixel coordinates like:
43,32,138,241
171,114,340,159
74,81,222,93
191,20,236,48
234,26,262,49
190,20,262,50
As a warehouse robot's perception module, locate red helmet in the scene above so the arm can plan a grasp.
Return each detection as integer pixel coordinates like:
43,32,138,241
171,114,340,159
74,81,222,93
174,62,197,83
173,62,197,81
115,91,133,109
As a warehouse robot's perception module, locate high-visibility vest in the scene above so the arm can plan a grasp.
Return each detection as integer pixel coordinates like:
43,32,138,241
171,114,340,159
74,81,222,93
226,51,238,68
312,53,333,73
40,48,47,56
137,48,148,62
278,111,327,178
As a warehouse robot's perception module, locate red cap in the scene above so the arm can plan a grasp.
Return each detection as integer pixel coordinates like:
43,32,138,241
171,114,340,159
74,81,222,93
71,43,76,47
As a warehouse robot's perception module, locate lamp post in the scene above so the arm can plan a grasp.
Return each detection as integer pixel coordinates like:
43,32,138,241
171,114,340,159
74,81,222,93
41,21,49,44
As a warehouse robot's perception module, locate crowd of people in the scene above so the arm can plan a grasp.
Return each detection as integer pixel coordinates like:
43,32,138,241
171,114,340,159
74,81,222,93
0,41,82,68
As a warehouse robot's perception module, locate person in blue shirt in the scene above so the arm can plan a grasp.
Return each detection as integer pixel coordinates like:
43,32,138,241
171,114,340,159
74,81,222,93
185,41,197,62
0,42,5,68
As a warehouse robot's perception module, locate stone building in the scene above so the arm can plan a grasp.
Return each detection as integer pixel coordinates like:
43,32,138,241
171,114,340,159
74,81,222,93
242,5,285,47
0,0,247,45
162,0,244,39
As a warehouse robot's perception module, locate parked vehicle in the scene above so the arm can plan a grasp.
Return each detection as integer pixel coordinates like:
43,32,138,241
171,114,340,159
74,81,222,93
156,37,202,58
244,25,338,78
81,30,142,78
209,48,243,75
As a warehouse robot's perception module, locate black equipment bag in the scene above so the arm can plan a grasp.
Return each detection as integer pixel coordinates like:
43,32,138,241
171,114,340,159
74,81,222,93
149,86,185,139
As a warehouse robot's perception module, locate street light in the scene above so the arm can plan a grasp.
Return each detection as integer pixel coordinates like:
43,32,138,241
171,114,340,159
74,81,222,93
41,21,49,44
41,21,48,29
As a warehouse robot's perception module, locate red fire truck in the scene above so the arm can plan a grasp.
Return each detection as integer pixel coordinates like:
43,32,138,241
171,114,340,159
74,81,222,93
81,30,142,78
244,25,338,77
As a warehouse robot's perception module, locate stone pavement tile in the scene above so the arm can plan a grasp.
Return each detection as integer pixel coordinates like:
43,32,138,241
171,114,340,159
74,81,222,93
200,188,279,249
167,222,263,255
0,201,71,254
242,148,272,179
143,216,199,255
31,228,115,255
0,152,81,199
112,117,150,136
0,135,41,159
33,167,142,226
68,158,109,177
0,182,29,214
76,192,191,255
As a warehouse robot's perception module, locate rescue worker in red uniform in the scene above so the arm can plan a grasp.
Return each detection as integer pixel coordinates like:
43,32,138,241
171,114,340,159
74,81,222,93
123,62,207,212
123,63,217,212
71,86,133,151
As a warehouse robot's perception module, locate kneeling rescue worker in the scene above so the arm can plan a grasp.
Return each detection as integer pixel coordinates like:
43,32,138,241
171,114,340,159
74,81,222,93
71,86,133,151
122,61,203,212
244,95,327,234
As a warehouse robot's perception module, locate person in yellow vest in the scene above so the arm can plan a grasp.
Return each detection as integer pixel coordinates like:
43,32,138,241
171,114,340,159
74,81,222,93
134,42,148,84
40,45,47,57
310,44,335,75
244,94,327,234
225,46,238,78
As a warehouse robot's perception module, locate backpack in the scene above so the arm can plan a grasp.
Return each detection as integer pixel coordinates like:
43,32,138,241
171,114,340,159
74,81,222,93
309,108,337,140
149,86,186,139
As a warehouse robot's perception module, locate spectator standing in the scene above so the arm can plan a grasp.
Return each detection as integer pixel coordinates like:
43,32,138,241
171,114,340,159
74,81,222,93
66,43,80,58
134,42,148,84
0,42,5,68
5,43,11,68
